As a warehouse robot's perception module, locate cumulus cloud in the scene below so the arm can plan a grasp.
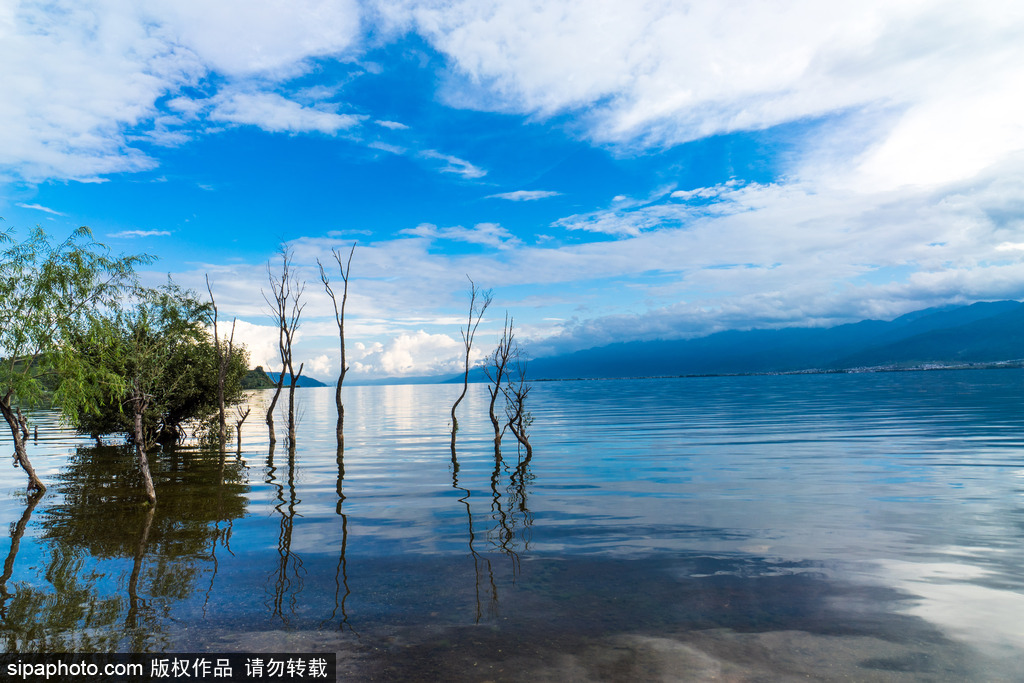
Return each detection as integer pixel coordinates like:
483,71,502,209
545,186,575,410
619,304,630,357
148,0,360,77
349,331,475,377
306,353,333,377
213,319,282,371
0,0,362,182
377,0,1024,190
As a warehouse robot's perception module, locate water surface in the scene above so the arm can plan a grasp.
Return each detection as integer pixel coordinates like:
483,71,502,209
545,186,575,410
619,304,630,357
2,371,1024,680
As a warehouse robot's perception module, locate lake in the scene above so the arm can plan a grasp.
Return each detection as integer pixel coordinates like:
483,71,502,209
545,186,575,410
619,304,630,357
2,370,1024,680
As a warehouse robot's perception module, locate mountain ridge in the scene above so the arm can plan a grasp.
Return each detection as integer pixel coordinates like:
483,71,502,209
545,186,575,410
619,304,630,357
522,300,1024,380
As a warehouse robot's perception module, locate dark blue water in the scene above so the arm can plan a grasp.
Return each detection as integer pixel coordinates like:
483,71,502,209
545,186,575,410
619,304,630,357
3,370,1023,679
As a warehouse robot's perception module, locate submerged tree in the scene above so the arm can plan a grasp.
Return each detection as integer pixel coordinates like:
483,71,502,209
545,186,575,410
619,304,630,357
483,313,515,453
503,352,533,460
317,242,355,444
264,247,305,445
451,277,492,453
60,282,249,503
206,275,237,447
0,224,149,493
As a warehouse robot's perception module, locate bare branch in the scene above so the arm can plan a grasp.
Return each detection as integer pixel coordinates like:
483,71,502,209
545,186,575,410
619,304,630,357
451,276,493,452
319,242,356,444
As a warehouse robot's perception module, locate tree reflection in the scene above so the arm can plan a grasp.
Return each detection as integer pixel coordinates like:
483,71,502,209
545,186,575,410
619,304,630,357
0,444,248,652
323,443,354,632
449,434,537,624
0,491,42,619
265,441,305,624
450,447,495,624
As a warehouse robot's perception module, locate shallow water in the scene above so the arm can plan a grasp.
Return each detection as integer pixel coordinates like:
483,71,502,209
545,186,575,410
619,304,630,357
2,371,1024,679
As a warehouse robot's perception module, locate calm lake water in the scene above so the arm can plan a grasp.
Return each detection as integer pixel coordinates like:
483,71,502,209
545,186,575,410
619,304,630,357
2,370,1024,680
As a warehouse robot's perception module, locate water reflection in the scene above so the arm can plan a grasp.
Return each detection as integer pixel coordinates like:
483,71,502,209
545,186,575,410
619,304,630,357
0,445,248,651
4,374,1024,677
450,437,536,624
0,491,41,619
325,444,353,632
450,445,494,623
265,442,304,624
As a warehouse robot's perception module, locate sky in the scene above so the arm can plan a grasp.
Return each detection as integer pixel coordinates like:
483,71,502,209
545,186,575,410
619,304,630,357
2,0,1024,381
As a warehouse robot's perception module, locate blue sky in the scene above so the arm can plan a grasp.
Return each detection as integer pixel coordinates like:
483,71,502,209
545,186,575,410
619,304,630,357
2,0,1024,380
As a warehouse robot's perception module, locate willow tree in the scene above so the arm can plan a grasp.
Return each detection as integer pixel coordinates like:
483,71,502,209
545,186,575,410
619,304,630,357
59,283,219,504
317,242,355,444
450,277,491,453
0,225,149,493
64,287,250,450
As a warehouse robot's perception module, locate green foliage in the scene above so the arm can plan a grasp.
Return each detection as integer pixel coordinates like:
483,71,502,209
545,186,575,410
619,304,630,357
0,224,152,408
242,366,277,389
58,282,250,447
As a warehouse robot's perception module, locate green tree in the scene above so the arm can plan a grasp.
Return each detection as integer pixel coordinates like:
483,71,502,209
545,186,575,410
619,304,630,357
0,224,149,493
59,282,249,503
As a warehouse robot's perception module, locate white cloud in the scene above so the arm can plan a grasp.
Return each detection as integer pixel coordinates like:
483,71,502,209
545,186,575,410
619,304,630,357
421,150,487,178
209,90,363,134
376,120,409,130
400,222,521,249
16,203,65,216
145,0,361,78
306,353,333,377
349,330,478,377
216,319,282,371
0,2,188,181
0,0,363,183
488,190,560,201
368,141,406,155
108,229,172,238
379,0,1024,190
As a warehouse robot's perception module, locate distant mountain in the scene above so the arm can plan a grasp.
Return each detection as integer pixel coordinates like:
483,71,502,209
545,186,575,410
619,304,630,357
241,366,277,389
520,300,1024,380
265,372,329,388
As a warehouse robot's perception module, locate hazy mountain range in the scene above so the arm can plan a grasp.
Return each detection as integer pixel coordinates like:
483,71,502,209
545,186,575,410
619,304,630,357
517,300,1024,380
335,300,1024,386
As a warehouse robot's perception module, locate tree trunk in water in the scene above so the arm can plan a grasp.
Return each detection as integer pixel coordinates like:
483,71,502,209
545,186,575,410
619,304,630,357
287,362,302,445
487,386,501,455
266,378,284,445
267,413,277,445
288,382,297,445
450,372,468,455
342,378,350,444
0,400,45,494
133,405,157,505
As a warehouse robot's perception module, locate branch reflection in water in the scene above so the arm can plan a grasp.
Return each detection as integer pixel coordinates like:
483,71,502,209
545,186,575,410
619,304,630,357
450,444,494,624
451,435,535,624
323,442,354,632
202,449,239,618
264,441,305,624
0,490,41,620
0,445,248,652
